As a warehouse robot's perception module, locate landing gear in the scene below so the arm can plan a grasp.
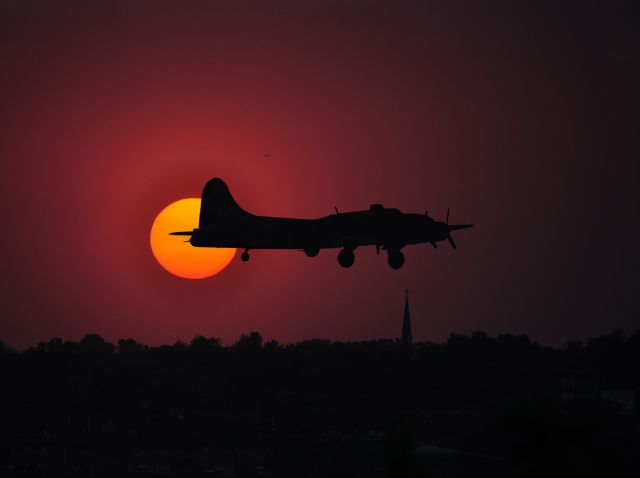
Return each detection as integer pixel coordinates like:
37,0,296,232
387,250,405,270
304,247,319,258
241,249,250,262
337,248,355,268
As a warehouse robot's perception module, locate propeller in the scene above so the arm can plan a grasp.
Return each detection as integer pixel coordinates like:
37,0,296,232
447,234,457,249
445,208,455,249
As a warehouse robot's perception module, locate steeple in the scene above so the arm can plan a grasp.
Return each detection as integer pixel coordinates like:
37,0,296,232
402,289,413,346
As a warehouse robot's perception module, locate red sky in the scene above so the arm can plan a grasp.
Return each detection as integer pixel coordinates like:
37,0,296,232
1,1,638,349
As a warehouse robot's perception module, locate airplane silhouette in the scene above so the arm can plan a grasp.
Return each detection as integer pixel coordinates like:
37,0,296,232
170,178,473,269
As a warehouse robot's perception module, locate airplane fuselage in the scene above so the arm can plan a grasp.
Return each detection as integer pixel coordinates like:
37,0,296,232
171,178,473,269
189,209,449,251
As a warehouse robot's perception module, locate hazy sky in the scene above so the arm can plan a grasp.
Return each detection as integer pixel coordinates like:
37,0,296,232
1,1,638,348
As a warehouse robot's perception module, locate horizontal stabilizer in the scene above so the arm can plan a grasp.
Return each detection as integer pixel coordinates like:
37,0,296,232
169,231,194,236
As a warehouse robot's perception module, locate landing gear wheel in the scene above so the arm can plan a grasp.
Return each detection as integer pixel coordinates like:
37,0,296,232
304,247,319,258
241,250,250,262
337,249,355,268
387,250,404,270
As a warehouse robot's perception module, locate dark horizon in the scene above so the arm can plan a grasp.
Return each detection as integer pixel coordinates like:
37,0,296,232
1,326,637,477
3,326,638,353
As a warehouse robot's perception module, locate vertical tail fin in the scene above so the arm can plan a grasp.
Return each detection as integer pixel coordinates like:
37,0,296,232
199,178,246,227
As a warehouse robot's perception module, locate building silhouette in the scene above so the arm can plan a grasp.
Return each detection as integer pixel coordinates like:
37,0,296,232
401,289,412,346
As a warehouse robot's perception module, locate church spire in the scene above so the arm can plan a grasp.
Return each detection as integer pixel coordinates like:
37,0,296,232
402,289,413,346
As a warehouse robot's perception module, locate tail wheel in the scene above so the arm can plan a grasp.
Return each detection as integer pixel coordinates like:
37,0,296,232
241,250,250,262
387,250,404,270
337,249,355,268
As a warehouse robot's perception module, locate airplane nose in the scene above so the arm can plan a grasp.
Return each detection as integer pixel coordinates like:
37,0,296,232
448,224,474,231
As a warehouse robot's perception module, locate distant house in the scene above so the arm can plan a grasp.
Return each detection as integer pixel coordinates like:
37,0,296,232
560,371,600,401
560,370,636,414
600,389,635,414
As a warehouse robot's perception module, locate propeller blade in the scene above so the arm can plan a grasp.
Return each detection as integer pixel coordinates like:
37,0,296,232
446,208,450,224
447,233,457,249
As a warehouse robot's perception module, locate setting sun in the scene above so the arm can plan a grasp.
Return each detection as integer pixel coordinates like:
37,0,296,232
150,198,236,279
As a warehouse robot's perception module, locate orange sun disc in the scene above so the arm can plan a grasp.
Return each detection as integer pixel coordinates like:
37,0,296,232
150,198,236,279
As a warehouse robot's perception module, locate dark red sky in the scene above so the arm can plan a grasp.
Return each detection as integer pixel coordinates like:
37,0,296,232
1,1,638,349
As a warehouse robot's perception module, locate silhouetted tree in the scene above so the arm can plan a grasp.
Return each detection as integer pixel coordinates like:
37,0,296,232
77,333,114,356
234,331,263,353
263,339,282,353
117,338,147,354
172,339,188,350
189,335,221,351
